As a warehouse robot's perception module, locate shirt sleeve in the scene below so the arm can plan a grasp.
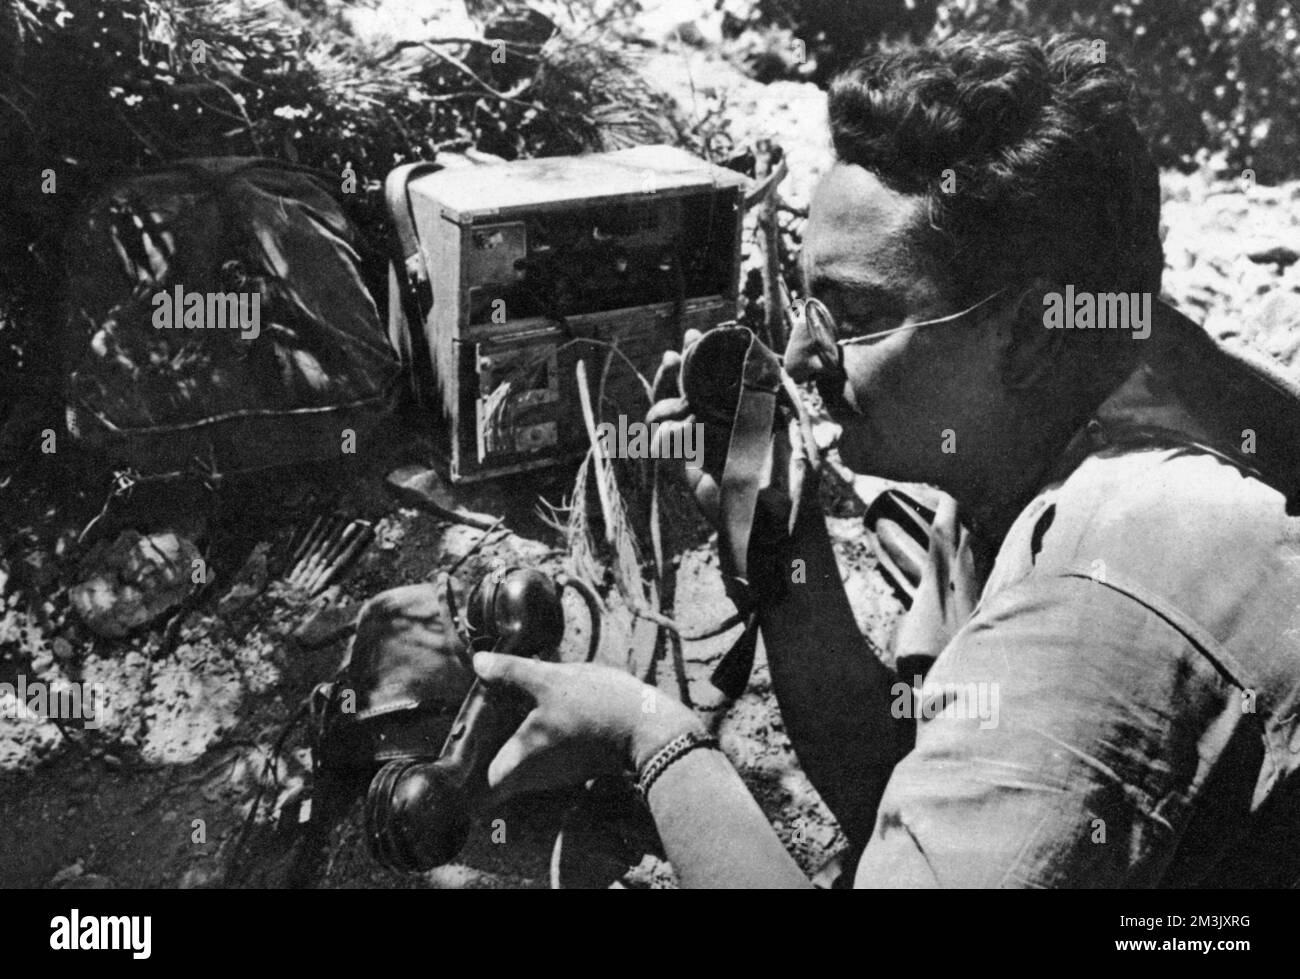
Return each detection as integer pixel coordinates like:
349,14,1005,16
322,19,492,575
854,571,1255,888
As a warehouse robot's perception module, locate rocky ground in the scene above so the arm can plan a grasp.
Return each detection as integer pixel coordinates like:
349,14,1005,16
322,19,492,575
2,9,1298,890
0,402,899,888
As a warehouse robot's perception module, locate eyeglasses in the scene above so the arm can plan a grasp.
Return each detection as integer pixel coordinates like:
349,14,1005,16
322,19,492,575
790,287,1008,369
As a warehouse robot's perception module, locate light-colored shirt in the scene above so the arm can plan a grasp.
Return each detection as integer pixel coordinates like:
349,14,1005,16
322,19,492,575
857,319,1300,887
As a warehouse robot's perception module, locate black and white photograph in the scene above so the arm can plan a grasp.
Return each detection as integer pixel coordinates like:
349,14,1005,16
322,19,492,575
0,0,1296,935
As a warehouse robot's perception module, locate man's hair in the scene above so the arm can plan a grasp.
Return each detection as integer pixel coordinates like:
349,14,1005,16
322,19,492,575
828,32,1163,302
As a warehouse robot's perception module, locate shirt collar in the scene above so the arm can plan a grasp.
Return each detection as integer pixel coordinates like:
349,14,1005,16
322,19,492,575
1043,302,1283,491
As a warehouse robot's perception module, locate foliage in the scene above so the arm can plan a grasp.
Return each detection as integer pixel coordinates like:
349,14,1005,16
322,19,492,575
0,0,681,406
733,0,1300,182
722,0,938,82
934,0,1300,181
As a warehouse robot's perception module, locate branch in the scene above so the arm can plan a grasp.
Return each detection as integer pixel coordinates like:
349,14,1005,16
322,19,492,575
372,36,540,68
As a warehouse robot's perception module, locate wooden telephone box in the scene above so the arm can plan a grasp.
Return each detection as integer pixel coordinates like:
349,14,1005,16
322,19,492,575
387,145,749,482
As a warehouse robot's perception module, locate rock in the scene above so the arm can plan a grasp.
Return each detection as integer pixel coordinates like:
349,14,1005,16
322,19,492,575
0,688,65,772
343,0,478,46
217,543,269,618
61,874,115,889
1246,244,1300,269
139,644,244,765
630,0,724,47
49,860,84,885
178,863,223,889
48,860,113,888
70,531,199,638
1238,291,1300,369
386,465,498,529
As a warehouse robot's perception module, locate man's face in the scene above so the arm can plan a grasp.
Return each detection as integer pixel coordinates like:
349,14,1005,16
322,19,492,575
788,163,1008,485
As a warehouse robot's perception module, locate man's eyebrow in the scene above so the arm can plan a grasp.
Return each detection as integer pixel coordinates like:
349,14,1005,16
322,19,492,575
807,272,901,308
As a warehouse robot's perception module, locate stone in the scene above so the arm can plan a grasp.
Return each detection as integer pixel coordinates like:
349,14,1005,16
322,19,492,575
70,531,199,638
1246,243,1300,269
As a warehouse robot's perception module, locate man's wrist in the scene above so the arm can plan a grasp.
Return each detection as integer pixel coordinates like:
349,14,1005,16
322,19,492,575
636,729,721,801
629,695,706,773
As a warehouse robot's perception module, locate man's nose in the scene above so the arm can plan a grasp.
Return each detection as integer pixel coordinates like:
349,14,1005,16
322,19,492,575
783,325,833,384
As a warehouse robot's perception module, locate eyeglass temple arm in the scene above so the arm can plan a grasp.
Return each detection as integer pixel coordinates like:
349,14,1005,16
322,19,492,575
836,287,1009,347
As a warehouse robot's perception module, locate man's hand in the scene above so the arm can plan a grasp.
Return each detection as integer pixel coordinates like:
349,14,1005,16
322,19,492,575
474,652,701,801
647,328,810,535
647,328,726,527
475,654,814,889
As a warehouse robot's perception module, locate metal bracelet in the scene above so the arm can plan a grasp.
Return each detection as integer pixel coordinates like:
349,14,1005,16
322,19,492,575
636,730,720,802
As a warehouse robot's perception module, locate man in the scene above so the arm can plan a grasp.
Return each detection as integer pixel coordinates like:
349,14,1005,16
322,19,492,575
471,31,1300,887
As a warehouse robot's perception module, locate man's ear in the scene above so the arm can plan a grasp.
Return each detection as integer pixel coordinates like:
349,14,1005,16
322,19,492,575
993,279,1067,390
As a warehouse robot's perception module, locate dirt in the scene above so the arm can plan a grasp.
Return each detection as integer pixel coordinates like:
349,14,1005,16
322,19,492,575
0,373,903,889
4,16,1299,890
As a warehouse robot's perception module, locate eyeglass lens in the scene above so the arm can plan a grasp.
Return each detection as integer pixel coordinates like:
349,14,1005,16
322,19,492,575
797,299,839,363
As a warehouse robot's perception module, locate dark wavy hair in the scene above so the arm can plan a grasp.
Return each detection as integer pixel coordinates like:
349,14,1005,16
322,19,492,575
828,32,1163,303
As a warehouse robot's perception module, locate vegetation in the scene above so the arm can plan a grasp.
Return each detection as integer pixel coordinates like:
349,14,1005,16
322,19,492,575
5,0,1297,417
729,0,1300,181
0,0,684,410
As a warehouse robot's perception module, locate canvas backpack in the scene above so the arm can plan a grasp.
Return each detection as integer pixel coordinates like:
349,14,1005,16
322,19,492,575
61,157,400,481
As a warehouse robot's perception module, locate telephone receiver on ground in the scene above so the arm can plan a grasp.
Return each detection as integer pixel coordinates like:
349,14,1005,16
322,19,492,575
364,566,602,872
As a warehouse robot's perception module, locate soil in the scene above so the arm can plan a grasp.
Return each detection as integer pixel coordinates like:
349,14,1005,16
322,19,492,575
0,404,898,888
3,13,1299,890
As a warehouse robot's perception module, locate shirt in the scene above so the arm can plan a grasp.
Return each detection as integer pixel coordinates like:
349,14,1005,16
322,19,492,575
855,313,1300,887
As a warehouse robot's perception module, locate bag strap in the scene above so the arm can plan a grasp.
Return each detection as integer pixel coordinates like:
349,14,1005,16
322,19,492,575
385,162,441,335
706,340,780,698
700,329,820,697
383,162,441,399
718,337,780,582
